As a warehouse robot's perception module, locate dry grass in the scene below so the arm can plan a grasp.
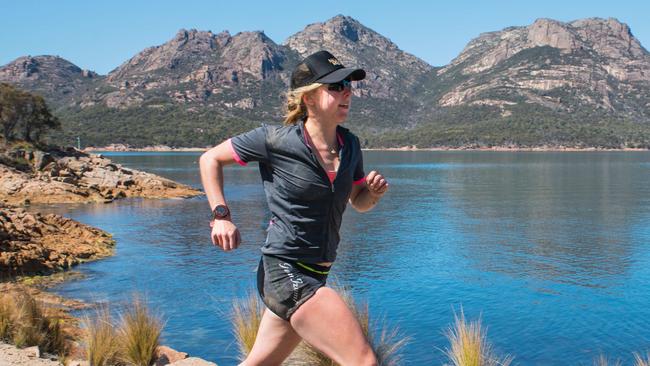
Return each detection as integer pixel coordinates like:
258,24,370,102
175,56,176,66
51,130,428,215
0,288,68,357
634,352,650,366
296,285,408,366
117,296,163,366
82,305,120,366
444,309,512,366
231,291,265,361
593,354,621,366
0,294,16,341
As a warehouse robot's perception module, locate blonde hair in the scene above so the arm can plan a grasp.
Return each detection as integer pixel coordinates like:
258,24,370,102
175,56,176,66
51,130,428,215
283,83,322,125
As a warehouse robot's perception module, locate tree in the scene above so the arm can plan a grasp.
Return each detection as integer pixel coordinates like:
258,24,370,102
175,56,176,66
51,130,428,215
0,83,60,143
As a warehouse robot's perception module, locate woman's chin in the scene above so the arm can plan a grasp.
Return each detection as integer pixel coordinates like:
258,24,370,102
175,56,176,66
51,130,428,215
337,110,350,122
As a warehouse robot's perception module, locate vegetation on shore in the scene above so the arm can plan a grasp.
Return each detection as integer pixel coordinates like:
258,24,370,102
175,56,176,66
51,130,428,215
3,282,650,365
82,295,163,366
5,79,650,151
0,287,70,359
0,83,60,145
444,310,512,366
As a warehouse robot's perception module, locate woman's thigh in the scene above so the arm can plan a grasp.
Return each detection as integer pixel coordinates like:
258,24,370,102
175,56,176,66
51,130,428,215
289,287,377,366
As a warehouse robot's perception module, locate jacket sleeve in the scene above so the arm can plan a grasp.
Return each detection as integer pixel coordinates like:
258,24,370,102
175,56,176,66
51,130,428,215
229,126,269,166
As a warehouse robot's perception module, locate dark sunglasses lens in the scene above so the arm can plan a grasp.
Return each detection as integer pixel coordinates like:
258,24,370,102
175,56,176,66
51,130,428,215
328,80,351,92
328,83,343,91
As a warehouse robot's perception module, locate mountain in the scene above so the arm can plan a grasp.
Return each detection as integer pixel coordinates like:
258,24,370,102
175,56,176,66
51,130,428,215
0,55,101,106
1,16,650,148
285,15,433,100
98,29,293,111
434,18,650,117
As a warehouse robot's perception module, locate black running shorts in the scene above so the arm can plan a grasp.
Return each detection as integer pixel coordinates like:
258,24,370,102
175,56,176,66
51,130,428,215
256,255,331,320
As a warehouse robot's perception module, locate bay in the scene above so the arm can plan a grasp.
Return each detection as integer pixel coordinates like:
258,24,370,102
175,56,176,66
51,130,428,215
35,151,650,365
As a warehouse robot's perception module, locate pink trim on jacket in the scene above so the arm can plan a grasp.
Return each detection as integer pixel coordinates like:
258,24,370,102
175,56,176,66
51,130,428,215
353,176,366,185
228,138,247,166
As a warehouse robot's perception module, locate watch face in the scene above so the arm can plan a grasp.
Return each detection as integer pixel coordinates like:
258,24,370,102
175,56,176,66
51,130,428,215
213,205,229,219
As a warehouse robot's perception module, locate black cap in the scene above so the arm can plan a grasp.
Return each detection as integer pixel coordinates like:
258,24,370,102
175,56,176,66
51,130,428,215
290,50,366,90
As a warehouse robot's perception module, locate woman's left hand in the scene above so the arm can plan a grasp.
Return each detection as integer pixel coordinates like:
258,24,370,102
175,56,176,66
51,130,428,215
365,170,389,198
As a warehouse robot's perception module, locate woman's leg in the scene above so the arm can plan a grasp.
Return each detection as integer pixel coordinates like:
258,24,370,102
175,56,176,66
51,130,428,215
240,308,302,366
289,287,377,366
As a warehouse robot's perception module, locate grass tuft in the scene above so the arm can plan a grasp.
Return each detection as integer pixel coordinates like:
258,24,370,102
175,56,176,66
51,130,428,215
117,295,163,366
634,352,650,366
231,291,265,361
593,354,621,366
444,308,512,366
0,294,16,341
82,305,120,366
0,288,69,357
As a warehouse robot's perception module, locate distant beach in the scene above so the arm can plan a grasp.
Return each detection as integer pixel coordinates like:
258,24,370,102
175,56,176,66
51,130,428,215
84,144,650,153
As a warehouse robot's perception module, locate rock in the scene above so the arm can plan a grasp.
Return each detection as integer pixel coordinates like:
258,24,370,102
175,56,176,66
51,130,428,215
169,357,218,366
0,203,115,276
155,345,189,365
24,346,39,358
67,361,89,366
32,151,55,171
0,146,202,205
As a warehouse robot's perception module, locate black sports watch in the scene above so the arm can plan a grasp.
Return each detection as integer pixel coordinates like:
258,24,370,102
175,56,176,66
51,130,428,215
211,204,230,220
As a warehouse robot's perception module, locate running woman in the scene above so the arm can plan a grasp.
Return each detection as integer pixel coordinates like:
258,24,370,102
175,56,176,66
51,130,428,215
199,50,388,366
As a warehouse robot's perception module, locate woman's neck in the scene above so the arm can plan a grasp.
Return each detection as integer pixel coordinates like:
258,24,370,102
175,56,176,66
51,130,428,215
304,117,338,149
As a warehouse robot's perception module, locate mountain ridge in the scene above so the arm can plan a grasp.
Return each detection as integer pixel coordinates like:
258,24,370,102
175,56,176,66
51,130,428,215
1,15,650,148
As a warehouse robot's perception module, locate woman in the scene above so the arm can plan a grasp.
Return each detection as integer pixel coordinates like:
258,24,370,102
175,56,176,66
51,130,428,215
199,50,388,366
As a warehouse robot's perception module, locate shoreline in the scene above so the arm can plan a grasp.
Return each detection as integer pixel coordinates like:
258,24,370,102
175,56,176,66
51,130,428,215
84,145,650,152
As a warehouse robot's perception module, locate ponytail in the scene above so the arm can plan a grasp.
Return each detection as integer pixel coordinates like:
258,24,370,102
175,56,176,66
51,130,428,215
283,83,322,125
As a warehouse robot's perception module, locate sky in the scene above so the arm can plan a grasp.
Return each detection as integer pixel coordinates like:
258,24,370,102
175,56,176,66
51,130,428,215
2,0,649,75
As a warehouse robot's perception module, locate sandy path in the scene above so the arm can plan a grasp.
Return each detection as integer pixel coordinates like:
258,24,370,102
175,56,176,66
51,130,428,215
0,343,61,366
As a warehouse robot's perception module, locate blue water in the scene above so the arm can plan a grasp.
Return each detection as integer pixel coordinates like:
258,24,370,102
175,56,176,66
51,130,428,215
35,151,650,365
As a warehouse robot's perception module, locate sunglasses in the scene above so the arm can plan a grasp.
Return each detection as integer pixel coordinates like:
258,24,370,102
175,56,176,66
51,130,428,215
327,79,352,92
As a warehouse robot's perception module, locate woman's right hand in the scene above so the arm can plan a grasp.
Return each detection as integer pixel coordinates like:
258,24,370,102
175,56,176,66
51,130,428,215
210,219,241,251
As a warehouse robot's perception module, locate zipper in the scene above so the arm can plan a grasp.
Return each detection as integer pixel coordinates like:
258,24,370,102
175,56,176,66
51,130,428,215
308,149,335,192
303,127,337,193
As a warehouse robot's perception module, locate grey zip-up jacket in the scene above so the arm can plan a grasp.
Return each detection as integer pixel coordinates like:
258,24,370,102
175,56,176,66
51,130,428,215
229,121,365,263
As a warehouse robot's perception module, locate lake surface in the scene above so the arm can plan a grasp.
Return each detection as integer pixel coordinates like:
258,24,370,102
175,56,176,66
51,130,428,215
36,151,650,365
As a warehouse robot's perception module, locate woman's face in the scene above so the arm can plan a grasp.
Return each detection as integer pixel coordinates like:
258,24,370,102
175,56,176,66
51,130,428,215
306,81,352,124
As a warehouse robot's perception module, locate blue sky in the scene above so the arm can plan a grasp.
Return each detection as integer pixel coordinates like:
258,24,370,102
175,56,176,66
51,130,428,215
2,0,649,74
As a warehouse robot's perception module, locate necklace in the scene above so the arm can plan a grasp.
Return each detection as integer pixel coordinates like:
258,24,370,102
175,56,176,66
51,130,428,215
303,125,338,155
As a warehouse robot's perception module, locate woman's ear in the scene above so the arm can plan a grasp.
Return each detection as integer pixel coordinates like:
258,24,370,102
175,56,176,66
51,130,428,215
302,94,312,106
302,90,318,107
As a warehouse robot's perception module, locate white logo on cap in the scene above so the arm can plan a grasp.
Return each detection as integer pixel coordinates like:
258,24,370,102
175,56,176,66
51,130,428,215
328,58,341,66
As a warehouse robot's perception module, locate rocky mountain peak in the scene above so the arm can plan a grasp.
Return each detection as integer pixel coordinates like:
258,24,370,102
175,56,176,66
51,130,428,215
435,17,650,116
0,56,96,82
285,14,432,99
219,30,288,81
106,29,226,82
325,14,363,42
171,28,224,50
443,17,648,76
527,18,581,51
570,17,647,58
0,56,99,106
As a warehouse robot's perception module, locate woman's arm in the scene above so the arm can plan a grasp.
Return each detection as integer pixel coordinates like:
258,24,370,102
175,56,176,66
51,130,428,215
349,170,389,212
199,139,241,251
